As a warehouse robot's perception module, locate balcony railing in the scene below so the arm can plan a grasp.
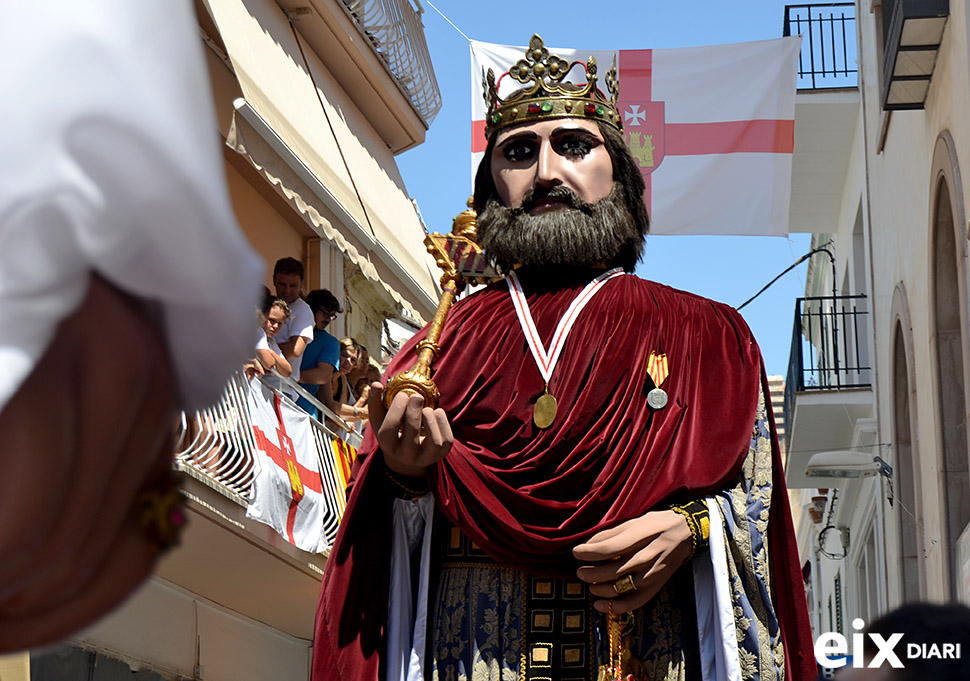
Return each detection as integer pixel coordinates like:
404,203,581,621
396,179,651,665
784,3,858,89
881,0,949,109
340,0,442,124
784,294,872,442
174,372,362,548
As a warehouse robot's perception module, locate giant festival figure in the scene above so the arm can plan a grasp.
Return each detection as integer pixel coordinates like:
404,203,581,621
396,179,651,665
313,35,815,681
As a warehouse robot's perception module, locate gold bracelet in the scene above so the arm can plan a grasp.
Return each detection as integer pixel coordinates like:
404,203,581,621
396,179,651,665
669,499,710,561
382,462,429,500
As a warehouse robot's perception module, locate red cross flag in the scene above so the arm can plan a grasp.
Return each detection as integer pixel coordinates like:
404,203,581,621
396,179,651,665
246,378,329,553
470,37,800,236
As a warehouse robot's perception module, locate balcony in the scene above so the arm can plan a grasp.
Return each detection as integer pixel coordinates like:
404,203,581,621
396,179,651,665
784,4,861,234
784,295,875,488
784,3,858,90
339,0,442,125
881,0,949,109
74,373,361,662
273,0,441,151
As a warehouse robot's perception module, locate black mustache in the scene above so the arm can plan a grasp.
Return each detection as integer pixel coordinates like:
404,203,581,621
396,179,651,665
518,186,594,213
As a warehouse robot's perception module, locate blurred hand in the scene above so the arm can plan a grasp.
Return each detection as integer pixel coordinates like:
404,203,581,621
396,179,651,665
367,382,452,479
573,510,692,614
0,273,177,652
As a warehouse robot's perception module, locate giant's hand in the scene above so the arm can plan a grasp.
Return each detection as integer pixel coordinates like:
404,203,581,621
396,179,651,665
572,510,693,614
367,382,453,479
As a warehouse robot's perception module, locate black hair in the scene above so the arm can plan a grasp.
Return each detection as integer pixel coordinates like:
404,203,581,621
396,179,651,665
305,289,343,315
273,256,305,280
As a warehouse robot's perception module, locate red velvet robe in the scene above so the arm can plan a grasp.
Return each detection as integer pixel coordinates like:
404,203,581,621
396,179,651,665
312,269,815,680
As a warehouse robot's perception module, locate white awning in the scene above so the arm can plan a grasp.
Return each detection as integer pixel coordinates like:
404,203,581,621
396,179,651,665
205,0,439,322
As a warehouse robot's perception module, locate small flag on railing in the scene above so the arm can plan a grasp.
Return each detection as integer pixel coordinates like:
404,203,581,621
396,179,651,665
330,436,357,494
246,378,329,553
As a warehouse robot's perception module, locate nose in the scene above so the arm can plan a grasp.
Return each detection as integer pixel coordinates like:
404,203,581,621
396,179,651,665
535,139,563,189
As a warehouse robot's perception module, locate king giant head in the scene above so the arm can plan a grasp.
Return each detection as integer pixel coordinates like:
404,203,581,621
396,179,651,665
473,35,650,274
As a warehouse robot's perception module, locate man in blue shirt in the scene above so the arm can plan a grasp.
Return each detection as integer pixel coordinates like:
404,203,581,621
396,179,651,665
297,289,342,416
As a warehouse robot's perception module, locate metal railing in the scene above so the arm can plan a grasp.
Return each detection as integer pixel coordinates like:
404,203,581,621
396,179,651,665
784,294,872,443
340,0,442,124
174,371,362,510
880,0,949,110
784,3,858,89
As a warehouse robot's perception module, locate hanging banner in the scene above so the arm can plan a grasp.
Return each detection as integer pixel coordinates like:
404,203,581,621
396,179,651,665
246,378,328,553
470,36,800,236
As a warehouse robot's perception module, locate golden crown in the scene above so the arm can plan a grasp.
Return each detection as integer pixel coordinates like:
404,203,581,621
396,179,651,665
482,34,621,140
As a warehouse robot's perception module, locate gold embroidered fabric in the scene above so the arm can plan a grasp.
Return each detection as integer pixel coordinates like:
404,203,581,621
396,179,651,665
428,386,783,681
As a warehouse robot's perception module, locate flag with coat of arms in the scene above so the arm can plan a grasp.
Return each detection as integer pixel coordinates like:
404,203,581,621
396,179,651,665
470,36,800,236
246,378,336,553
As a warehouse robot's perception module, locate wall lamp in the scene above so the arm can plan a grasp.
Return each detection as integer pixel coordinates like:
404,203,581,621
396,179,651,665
804,450,893,480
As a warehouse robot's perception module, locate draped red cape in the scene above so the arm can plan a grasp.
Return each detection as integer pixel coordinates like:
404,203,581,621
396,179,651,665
312,270,815,681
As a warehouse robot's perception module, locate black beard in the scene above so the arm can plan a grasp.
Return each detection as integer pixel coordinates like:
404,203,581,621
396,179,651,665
476,183,642,272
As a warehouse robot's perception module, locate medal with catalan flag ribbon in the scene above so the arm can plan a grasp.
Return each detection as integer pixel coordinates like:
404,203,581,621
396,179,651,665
646,351,669,409
506,268,625,429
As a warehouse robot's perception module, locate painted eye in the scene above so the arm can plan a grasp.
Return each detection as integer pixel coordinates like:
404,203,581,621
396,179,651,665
502,140,536,162
557,134,594,159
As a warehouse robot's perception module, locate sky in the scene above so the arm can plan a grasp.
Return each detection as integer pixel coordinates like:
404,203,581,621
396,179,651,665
396,0,815,376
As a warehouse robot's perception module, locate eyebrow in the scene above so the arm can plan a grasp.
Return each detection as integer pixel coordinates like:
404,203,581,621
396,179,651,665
496,125,602,148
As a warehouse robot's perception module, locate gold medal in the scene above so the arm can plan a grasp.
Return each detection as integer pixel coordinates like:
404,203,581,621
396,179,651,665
506,269,624,434
533,391,558,429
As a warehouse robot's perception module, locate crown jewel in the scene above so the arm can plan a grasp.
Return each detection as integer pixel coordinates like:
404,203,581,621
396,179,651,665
482,35,621,140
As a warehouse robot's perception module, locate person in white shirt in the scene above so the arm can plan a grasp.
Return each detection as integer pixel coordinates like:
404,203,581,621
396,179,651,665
272,257,314,397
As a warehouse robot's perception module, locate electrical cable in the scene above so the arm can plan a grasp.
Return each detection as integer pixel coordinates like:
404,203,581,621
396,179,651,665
737,241,835,310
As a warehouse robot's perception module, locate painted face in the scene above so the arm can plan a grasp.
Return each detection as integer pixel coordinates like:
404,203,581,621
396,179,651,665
263,306,287,339
490,118,614,211
273,273,302,304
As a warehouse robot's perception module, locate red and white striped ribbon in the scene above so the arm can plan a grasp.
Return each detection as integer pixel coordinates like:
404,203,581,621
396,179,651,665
506,268,624,385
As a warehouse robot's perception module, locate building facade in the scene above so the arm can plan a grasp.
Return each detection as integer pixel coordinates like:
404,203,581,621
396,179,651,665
784,0,970,647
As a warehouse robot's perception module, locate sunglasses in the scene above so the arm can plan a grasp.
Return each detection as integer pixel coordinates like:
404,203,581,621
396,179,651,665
319,309,339,320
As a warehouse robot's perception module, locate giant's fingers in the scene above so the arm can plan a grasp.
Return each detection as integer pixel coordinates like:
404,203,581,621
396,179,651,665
396,393,426,459
421,407,444,449
367,381,387,432
572,512,672,562
375,389,410,452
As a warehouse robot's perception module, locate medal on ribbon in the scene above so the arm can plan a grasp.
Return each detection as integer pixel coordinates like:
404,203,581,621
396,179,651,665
646,351,669,409
507,268,624,429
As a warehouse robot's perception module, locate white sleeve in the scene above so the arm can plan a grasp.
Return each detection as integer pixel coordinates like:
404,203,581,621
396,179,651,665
294,301,315,342
255,329,270,352
0,0,264,412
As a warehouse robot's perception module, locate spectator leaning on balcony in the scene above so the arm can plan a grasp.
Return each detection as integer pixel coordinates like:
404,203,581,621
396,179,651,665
313,35,815,681
0,0,263,653
272,257,314,398
330,338,370,430
354,360,383,407
332,337,363,409
255,296,293,382
296,288,343,415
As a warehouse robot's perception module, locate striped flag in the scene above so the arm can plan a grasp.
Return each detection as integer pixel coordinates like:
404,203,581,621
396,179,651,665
470,37,800,236
330,435,357,495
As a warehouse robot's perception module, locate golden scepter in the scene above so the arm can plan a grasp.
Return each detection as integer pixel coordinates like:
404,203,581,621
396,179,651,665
384,199,501,408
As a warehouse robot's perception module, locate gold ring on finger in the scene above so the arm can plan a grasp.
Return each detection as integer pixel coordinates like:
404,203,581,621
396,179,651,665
613,574,636,595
